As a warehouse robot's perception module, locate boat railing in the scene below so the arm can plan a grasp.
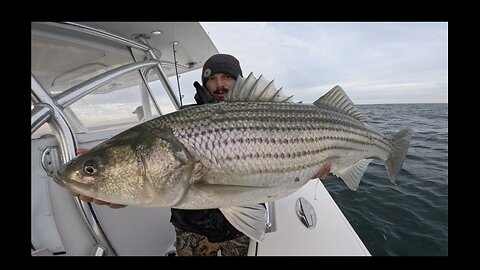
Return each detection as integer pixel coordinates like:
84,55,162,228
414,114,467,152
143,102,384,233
42,21,181,111
32,72,118,256
54,60,160,108
31,22,184,256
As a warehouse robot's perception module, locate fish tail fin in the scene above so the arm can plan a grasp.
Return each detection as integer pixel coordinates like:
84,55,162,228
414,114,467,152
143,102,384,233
385,128,413,184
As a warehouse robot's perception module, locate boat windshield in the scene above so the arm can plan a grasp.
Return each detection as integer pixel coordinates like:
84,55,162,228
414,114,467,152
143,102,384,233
31,23,178,138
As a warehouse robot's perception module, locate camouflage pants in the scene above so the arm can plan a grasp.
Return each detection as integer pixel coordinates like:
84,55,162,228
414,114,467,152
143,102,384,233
174,228,250,256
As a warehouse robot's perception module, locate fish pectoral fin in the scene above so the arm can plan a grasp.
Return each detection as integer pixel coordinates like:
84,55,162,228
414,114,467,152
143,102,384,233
220,204,267,243
333,159,373,191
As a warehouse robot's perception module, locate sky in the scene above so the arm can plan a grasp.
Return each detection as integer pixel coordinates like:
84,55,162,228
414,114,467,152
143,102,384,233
173,22,448,105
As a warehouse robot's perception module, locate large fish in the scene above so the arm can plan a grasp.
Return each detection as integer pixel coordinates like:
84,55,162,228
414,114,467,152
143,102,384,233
53,72,413,241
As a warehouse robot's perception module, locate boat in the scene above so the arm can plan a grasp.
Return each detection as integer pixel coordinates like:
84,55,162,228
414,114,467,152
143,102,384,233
31,21,371,256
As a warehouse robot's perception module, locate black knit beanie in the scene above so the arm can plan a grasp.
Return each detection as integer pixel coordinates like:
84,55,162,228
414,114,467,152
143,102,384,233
202,54,243,86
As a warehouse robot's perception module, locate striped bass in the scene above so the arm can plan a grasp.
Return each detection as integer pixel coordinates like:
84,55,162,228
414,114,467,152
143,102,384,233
53,72,413,241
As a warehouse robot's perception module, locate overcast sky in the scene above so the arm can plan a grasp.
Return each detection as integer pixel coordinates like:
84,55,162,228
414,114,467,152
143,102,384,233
174,22,447,105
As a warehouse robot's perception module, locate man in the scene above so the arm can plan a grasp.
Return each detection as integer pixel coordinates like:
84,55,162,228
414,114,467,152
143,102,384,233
169,54,251,256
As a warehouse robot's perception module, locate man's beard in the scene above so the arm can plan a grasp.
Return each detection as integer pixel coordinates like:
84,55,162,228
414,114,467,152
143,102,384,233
213,87,229,101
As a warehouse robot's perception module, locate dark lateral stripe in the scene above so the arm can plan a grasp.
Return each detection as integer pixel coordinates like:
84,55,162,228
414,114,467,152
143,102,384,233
177,116,388,142
165,103,393,151
177,125,392,153
215,145,367,161
168,103,363,127
186,134,382,172
173,112,385,141
177,110,365,129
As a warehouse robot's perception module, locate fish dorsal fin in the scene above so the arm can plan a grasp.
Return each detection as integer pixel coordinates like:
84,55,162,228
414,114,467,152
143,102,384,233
220,204,268,242
225,72,294,103
332,158,373,191
313,85,368,122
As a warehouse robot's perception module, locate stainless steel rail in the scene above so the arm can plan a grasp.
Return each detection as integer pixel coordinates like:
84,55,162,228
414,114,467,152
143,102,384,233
32,73,117,256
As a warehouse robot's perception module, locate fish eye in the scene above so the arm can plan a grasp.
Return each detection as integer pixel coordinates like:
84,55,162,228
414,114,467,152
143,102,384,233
83,161,97,175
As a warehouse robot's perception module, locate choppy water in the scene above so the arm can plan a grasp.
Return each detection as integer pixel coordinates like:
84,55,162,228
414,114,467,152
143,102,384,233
322,103,448,256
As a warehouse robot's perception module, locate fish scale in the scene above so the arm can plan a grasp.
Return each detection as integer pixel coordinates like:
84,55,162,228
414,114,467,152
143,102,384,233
156,102,389,180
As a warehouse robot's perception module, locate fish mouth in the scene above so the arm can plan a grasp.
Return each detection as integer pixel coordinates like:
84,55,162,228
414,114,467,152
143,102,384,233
52,169,80,191
52,171,67,187
52,169,98,197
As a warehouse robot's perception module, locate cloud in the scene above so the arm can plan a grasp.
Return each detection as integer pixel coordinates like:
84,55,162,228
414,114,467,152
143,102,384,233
198,22,448,104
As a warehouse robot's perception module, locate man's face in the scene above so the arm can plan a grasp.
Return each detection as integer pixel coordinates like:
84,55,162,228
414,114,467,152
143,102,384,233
205,73,236,101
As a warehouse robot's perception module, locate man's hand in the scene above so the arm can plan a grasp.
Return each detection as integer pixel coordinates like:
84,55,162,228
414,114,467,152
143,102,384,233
71,148,127,209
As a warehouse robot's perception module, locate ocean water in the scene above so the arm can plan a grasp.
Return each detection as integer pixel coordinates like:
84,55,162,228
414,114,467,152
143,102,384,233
322,103,448,256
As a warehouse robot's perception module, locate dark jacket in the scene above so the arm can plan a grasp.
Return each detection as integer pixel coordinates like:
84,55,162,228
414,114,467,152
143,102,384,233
170,83,245,243
170,208,245,242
